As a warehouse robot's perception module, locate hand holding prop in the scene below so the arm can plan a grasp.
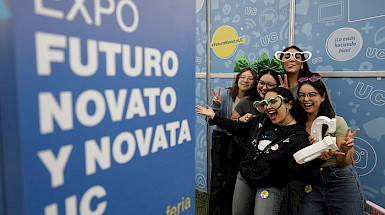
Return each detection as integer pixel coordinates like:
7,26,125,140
293,116,338,164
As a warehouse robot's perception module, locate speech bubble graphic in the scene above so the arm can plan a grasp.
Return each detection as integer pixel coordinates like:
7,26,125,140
363,117,385,142
326,27,363,61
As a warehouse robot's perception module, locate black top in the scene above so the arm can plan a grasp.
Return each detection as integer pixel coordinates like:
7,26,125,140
210,114,323,189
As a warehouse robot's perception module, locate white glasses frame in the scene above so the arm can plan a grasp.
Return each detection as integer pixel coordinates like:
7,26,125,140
274,51,312,63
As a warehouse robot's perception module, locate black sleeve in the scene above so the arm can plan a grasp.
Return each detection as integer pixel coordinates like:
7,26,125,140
209,114,252,136
288,134,326,182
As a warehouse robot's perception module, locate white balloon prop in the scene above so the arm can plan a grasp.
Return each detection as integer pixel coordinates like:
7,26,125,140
293,116,338,164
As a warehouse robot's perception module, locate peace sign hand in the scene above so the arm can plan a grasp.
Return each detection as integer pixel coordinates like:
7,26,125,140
278,74,289,89
339,128,360,153
212,88,221,104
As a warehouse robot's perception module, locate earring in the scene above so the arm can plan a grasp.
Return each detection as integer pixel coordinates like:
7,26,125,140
300,65,303,69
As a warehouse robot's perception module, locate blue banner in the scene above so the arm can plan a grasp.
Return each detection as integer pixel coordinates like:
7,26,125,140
0,0,195,214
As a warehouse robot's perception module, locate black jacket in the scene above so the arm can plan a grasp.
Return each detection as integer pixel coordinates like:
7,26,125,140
210,114,323,189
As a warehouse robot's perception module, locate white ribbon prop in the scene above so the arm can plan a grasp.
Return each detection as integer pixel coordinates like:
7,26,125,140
293,116,338,164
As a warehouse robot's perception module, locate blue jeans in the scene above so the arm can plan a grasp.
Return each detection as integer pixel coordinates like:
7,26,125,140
232,172,284,215
302,165,365,215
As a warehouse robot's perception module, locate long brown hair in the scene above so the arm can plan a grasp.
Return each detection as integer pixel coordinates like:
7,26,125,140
281,45,314,79
248,70,282,102
297,76,336,136
228,69,258,102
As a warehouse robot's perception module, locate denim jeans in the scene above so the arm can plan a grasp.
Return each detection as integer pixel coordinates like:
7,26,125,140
302,165,365,215
232,172,284,215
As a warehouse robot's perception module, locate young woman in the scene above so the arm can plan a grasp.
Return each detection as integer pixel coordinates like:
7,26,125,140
196,87,321,215
296,76,365,214
209,55,257,215
275,45,313,100
231,53,286,121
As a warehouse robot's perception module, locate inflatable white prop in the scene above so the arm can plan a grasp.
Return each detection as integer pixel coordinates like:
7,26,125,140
293,116,338,164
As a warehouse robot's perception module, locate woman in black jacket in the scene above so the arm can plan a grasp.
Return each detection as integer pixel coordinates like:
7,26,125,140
196,87,322,215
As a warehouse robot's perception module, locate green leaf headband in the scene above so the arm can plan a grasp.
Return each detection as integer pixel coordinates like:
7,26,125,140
233,53,285,76
254,53,285,76
233,54,258,73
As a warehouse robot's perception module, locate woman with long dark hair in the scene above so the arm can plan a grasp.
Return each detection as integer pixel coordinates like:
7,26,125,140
275,45,314,100
297,76,365,214
197,87,322,215
230,53,286,121
209,54,257,215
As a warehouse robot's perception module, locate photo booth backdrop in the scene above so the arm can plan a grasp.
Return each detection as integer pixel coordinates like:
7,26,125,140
195,0,385,206
195,0,291,193
195,0,209,192
0,0,196,214
294,0,385,206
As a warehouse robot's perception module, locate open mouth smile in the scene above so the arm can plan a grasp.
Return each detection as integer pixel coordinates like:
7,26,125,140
267,109,277,120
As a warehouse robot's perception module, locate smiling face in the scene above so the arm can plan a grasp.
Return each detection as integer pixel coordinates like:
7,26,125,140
257,73,278,99
237,70,255,92
263,91,292,125
282,48,303,75
298,83,325,115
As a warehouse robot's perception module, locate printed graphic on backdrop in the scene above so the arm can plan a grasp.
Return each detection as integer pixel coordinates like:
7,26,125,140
326,27,363,61
324,77,385,206
295,0,385,72
197,1,385,207
348,0,385,22
0,0,195,214
195,0,208,192
211,25,245,59
209,0,290,73
195,79,208,191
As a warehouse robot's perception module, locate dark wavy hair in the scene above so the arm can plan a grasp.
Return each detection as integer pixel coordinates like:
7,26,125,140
297,76,336,136
248,70,282,102
281,45,314,79
228,68,258,102
266,87,303,122
266,87,294,103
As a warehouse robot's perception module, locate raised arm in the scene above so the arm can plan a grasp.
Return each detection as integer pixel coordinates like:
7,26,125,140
196,105,251,135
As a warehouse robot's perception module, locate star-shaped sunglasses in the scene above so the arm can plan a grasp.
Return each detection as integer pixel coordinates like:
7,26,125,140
253,95,287,113
274,51,312,63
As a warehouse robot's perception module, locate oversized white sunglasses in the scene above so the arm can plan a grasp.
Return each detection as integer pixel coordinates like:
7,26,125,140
274,51,312,63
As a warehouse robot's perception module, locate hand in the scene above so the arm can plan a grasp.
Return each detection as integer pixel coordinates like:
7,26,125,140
308,136,316,145
195,105,215,119
278,74,289,89
239,113,255,123
211,88,221,104
318,149,345,160
339,128,359,153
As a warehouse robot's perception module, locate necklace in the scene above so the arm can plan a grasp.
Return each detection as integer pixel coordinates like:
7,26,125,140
283,117,295,126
